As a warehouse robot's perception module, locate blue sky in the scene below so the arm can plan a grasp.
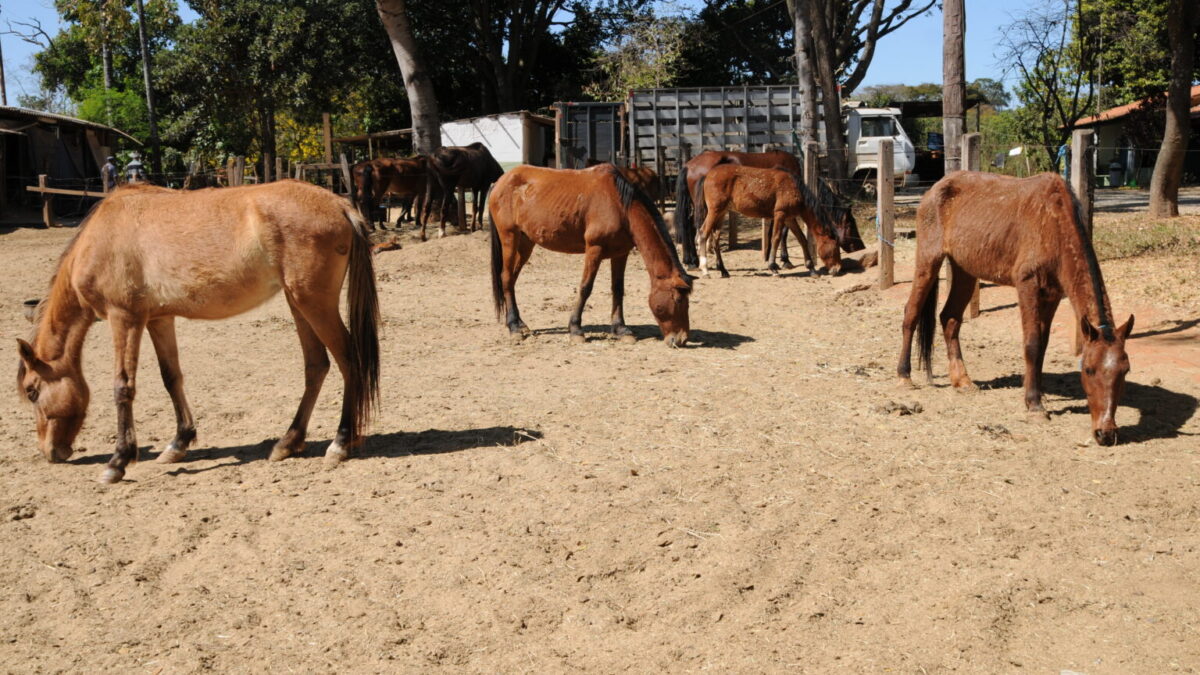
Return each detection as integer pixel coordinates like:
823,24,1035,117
2,0,1037,106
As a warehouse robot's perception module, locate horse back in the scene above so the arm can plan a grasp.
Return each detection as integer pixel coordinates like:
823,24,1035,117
490,165,626,254
69,181,357,320
920,172,1075,286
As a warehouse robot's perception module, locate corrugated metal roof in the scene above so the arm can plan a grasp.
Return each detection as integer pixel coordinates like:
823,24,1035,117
0,105,142,144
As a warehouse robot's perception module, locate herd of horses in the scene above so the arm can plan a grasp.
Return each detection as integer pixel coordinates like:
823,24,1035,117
15,145,1133,483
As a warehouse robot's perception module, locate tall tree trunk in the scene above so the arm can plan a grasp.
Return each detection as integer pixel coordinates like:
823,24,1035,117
806,2,848,181
134,0,162,177
942,0,965,173
786,0,820,147
260,103,276,182
1149,0,1200,218
101,15,113,126
376,0,442,154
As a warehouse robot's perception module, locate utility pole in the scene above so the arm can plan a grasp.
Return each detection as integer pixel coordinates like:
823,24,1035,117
942,0,965,173
0,32,8,107
135,0,162,177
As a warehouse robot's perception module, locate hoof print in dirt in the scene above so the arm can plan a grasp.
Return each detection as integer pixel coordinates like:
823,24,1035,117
871,400,923,416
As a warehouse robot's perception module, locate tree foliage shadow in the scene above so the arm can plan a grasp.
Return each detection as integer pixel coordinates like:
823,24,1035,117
976,371,1197,442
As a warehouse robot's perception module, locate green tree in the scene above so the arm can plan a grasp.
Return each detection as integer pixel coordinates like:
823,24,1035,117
997,0,1096,167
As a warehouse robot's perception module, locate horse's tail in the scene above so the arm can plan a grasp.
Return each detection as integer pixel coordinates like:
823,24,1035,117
489,212,505,322
673,166,697,266
914,204,940,377
672,166,691,241
692,174,708,240
344,205,381,440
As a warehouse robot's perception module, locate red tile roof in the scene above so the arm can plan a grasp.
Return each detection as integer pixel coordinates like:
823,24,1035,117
1071,85,1200,128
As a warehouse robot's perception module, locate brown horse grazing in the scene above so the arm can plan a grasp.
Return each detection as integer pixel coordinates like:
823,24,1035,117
428,142,505,233
488,164,692,347
897,172,1133,445
16,181,380,483
692,164,842,278
351,156,449,237
673,149,865,268
351,157,428,229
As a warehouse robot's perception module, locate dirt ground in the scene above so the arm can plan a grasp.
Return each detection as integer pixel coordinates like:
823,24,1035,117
1,207,1198,673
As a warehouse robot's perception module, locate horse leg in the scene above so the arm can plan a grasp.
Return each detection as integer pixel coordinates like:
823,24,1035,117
100,313,147,483
269,303,330,461
568,246,604,344
714,239,730,278
292,298,358,466
787,217,815,273
503,233,535,337
147,318,197,464
897,250,945,387
941,260,978,391
778,221,794,269
696,204,723,278
1018,284,1059,417
610,253,636,343
472,188,483,231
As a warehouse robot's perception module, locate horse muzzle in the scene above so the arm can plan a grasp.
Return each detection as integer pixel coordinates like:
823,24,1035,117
45,446,75,463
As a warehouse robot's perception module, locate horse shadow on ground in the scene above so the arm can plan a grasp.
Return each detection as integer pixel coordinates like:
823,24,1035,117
531,324,754,349
70,426,544,476
975,372,1198,442
1133,316,1200,340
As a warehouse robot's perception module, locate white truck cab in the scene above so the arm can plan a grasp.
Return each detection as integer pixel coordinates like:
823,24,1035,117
843,105,916,183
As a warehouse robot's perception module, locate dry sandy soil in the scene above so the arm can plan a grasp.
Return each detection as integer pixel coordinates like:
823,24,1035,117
0,206,1197,673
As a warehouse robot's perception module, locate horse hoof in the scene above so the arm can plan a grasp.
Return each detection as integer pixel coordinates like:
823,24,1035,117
1027,408,1051,422
720,271,731,279
98,467,124,484
781,260,796,270
324,442,349,468
569,333,587,345
897,377,916,389
953,381,979,393
508,331,527,344
268,443,301,462
420,235,427,242
617,333,637,344
156,448,188,464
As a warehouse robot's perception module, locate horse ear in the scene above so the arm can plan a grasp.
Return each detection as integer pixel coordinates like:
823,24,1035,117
1116,314,1135,341
16,339,40,370
1080,316,1100,342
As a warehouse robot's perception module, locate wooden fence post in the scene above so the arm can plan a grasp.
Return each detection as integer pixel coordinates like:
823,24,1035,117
878,140,894,290
803,141,820,264
275,156,283,183
1070,129,1095,355
339,153,352,195
39,175,58,228
963,133,982,318
233,156,245,186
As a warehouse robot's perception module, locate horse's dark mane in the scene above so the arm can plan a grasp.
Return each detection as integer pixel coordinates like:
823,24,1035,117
1065,179,1114,340
613,168,692,287
790,173,836,236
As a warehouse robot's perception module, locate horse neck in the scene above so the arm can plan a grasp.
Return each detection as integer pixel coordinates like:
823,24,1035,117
626,204,680,282
1057,223,1112,331
35,261,93,368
